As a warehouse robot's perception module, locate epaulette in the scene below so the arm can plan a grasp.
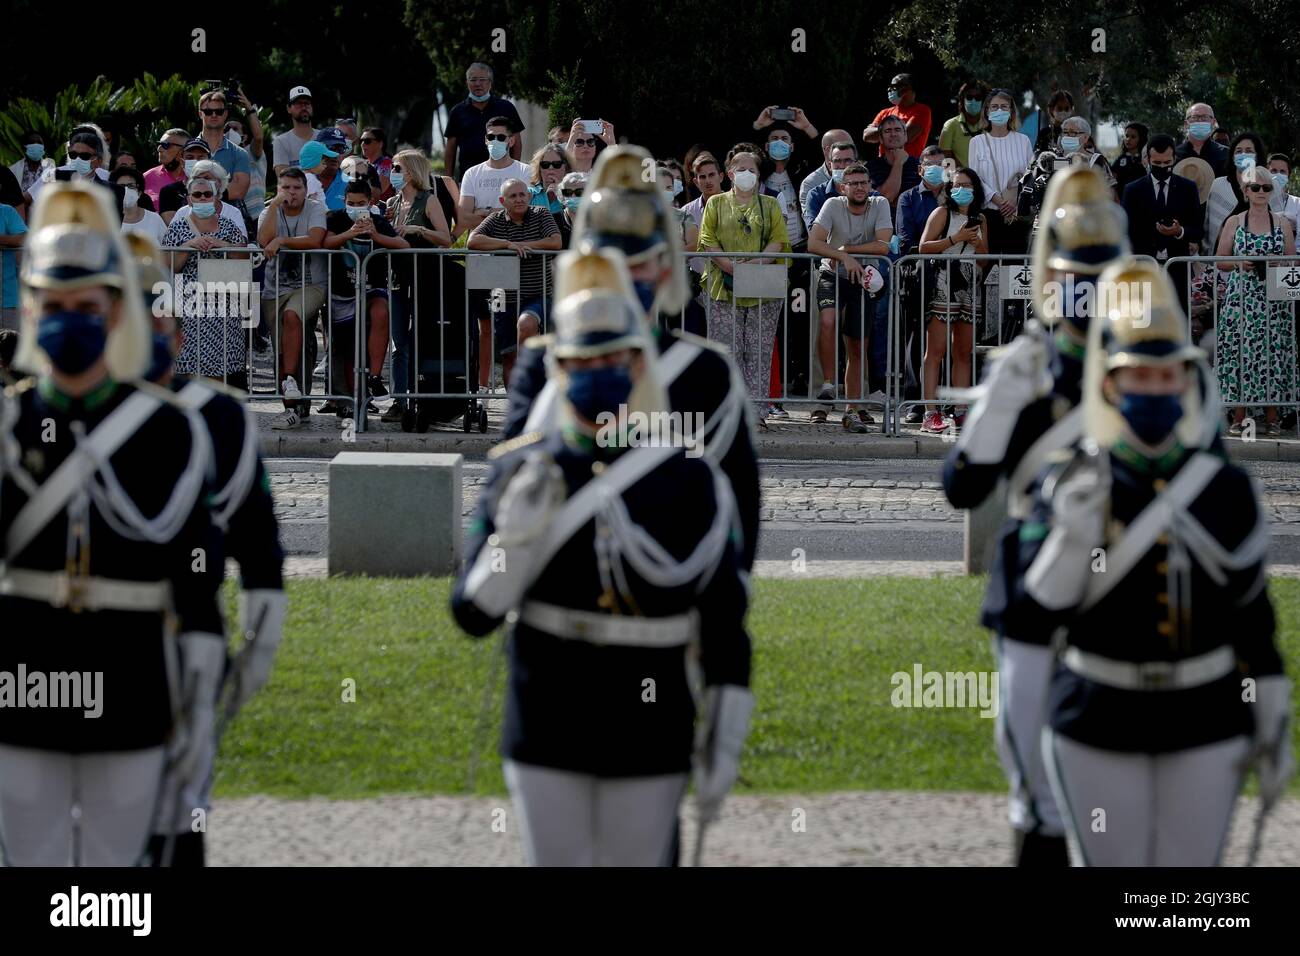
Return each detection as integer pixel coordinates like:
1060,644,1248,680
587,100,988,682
3,377,37,399
669,329,729,355
488,429,545,460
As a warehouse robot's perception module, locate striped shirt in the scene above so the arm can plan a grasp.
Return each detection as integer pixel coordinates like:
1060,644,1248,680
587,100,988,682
969,131,1034,208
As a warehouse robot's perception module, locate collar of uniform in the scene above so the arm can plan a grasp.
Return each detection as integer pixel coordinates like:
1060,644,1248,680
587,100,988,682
1055,330,1086,362
38,374,117,413
562,421,626,461
1113,437,1188,476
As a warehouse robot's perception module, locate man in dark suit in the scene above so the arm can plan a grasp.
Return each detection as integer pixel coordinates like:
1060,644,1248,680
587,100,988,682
1174,103,1229,177
1122,133,1203,312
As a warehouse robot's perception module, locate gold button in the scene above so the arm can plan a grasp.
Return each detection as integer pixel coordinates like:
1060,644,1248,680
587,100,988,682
1157,621,1172,635
1156,593,1169,605
1156,561,1169,573
592,461,606,475
1153,478,1168,492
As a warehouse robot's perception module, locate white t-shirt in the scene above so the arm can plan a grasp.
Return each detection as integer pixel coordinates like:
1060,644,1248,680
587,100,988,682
460,160,531,213
172,203,248,240
969,131,1034,208
271,129,318,169
305,171,325,206
120,209,168,245
765,169,804,244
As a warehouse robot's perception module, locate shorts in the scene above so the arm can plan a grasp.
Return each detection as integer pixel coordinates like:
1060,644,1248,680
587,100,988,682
328,290,386,325
262,285,325,326
483,295,550,358
816,271,870,340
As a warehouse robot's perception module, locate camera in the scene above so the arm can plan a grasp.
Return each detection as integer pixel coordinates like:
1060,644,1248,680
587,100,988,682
770,108,796,122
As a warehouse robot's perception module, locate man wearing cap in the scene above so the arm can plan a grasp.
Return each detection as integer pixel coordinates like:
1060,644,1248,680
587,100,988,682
157,138,214,224
310,128,350,211
272,86,320,175
197,90,251,203
445,62,525,181
0,181,226,865
451,248,752,866
863,73,932,160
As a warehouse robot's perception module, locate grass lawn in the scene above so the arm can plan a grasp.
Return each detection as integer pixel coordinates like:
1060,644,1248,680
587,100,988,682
213,577,1300,800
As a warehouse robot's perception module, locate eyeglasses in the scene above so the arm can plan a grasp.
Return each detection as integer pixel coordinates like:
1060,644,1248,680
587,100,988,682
157,141,182,151
572,138,597,148
844,180,870,188
1247,184,1274,193
69,151,97,161
485,133,509,142
201,107,227,116
540,160,567,170
561,189,584,197
359,138,377,145
189,190,216,200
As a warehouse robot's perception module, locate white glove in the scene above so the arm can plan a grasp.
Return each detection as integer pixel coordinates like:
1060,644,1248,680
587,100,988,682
229,589,288,713
958,333,1055,465
693,685,755,826
462,452,566,618
1249,675,1296,809
170,633,226,782
1025,466,1107,611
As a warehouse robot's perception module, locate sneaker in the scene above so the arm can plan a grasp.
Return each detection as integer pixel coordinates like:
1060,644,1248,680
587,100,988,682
282,376,302,401
922,411,947,433
1267,421,1282,436
856,408,875,426
903,407,924,425
816,381,836,402
769,404,790,420
810,408,829,424
1228,421,1244,437
271,409,302,430
313,355,329,377
842,413,868,434
318,400,347,417
380,402,405,423
366,373,388,398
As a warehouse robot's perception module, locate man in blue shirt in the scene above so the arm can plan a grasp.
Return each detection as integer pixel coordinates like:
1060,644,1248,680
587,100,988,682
313,128,350,212
803,141,860,230
197,90,252,204
0,202,27,330
895,145,949,422
445,62,525,180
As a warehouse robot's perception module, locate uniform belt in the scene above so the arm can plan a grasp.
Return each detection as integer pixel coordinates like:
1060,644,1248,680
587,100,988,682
518,601,695,647
1,569,172,613
1062,645,1236,691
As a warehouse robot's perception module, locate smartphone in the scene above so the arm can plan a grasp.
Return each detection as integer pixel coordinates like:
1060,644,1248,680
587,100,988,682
1159,218,1174,228
581,119,603,134
771,108,796,122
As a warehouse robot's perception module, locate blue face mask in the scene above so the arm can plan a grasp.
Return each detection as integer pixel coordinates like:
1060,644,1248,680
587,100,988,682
988,109,1011,127
887,90,902,104
1188,121,1213,141
37,310,108,375
487,140,508,161
145,332,174,382
345,205,368,220
563,197,582,212
950,186,974,207
831,168,845,184
468,90,491,103
1234,152,1256,171
70,157,93,176
964,99,983,115
633,280,658,313
26,144,45,162
922,164,946,186
566,365,633,422
388,170,405,190
1060,136,1081,154
1119,393,1182,446
768,140,792,161
191,201,216,218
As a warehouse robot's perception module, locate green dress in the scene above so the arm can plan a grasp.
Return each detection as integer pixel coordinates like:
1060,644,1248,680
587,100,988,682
1216,214,1296,405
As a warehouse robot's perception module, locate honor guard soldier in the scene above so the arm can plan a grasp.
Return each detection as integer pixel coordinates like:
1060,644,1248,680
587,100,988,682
451,251,754,866
0,181,226,866
943,166,1128,865
1005,259,1292,866
124,233,287,867
501,145,761,573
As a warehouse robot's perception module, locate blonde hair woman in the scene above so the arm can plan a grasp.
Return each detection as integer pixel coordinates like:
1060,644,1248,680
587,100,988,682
528,143,572,214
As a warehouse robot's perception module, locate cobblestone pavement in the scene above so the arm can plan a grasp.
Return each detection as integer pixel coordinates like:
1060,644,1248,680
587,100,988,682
207,790,1300,867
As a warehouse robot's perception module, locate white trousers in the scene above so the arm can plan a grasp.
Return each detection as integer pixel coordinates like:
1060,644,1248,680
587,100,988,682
1045,730,1250,866
503,760,687,866
994,638,1063,835
156,731,215,836
0,744,166,866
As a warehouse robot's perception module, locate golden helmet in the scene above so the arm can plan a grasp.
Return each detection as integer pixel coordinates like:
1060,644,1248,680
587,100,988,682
551,250,650,360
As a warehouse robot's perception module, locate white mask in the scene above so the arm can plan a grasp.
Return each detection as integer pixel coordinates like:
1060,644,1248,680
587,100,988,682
732,169,758,192
226,131,243,148
123,187,139,209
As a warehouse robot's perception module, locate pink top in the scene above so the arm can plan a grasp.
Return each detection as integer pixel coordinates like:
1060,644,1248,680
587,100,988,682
143,164,185,207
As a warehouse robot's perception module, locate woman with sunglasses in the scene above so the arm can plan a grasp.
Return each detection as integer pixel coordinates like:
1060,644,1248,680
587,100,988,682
1206,131,1269,253
554,171,587,248
565,118,614,174
359,127,394,201
527,144,572,214
1215,165,1297,436
161,162,252,388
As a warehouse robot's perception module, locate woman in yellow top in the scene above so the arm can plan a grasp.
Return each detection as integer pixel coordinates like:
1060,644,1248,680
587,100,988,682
698,143,792,425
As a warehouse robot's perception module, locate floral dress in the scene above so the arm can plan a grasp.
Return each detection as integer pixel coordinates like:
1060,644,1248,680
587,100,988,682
162,212,249,378
1216,213,1296,405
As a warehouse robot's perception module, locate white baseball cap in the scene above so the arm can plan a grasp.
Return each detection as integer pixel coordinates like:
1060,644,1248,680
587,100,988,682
288,86,312,102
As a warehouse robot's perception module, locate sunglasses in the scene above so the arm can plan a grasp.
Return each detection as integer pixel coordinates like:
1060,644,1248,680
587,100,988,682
738,215,753,235
201,107,227,116
157,141,181,150
572,138,597,148
486,133,509,142
392,165,402,173
1247,184,1274,193
540,160,566,170
189,190,216,200
561,189,584,197
359,138,377,145
69,151,97,161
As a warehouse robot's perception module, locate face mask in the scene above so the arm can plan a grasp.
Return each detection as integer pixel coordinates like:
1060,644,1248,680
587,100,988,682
950,186,974,207
988,109,1011,127
345,205,368,221
1060,136,1082,154
1234,153,1256,171
191,201,216,218
563,197,582,212
1119,393,1182,446
1150,165,1173,182
767,140,792,161
633,280,658,313
226,131,243,148
831,168,845,185
732,169,757,191
469,90,491,103
964,99,983,115
1052,110,1071,123
70,157,92,176
389,170,405,190
37,310,107,374
26,144,44,162
566,365,633,422
1272,172,1289,193
184,159,199,177
122,187,139,209
1188,121,1213,141
922,164,946,186
887,90,902,104
145,332,174,382
487,140,508,161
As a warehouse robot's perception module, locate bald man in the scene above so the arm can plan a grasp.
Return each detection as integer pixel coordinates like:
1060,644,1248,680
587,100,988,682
799,128,853,214
1175,102,1229,177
